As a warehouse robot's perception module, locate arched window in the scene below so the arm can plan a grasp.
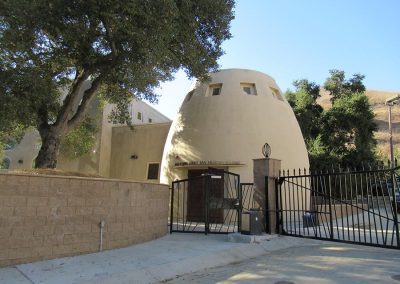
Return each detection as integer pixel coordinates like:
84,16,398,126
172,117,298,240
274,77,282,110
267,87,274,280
1,157,11,169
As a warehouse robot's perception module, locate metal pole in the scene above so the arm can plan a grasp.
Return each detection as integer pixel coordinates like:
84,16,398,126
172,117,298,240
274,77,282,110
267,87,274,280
276,177,284,234
390,170,400,247
237,175,242,234
170,184,175,233
328,175,334,240
204,176,209,235
389,104,394,167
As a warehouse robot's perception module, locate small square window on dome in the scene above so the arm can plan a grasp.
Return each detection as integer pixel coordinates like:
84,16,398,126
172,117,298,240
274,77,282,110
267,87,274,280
241,83,257,95
208,83,223,96
270,87,284,101
212,87,221,96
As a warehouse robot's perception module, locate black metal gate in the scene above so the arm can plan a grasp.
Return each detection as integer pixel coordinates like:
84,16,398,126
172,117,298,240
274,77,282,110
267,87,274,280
276,166,400,249
170,168,241,234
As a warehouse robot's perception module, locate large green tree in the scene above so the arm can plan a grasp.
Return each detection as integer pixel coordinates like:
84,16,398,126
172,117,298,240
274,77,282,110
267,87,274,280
286,70,377,169
0,0,235,168
286,79,323,142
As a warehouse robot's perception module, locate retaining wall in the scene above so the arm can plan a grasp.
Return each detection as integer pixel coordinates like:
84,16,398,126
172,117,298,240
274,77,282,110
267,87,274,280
0,172,169,267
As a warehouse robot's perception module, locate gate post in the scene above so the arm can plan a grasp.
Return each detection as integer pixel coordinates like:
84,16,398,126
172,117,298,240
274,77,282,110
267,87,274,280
253,158,281,234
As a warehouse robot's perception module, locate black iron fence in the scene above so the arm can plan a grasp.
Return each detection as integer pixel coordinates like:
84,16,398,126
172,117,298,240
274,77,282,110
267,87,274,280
276,166,400,249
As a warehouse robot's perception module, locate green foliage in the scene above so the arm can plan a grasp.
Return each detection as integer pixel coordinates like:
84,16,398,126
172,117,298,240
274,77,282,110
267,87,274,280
60,118,97,159
0,0,235,168
0,156,10,169
288,71,377,170
0,124,26,151
307,135,331,168
285,80,323,143
323,69,366,102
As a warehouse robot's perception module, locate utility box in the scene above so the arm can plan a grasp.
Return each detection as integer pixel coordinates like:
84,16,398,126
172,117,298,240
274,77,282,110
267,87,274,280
241,209,263,235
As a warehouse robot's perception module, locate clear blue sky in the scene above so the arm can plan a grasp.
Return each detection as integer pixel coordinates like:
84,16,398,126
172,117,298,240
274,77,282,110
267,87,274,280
152,0,400,119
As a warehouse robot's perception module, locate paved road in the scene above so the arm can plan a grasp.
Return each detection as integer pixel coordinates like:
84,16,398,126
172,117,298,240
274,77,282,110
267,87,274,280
164,242,400,284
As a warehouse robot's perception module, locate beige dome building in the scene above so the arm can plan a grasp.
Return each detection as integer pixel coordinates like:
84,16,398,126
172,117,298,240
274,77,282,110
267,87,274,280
160,69,309,184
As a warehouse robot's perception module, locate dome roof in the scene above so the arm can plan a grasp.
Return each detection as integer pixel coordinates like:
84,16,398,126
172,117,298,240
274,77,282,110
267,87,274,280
160,69,309,183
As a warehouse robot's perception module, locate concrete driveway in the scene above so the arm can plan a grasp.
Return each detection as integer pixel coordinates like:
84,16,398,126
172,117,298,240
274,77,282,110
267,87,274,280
166,241,400,284
0,233,399,284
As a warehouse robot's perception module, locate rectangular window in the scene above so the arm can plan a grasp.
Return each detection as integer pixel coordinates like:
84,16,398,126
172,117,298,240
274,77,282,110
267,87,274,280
209,83,223,96
270,87,284,101
137,112,142,120
240,83,257,95
147,163,160,180
148,118,152,123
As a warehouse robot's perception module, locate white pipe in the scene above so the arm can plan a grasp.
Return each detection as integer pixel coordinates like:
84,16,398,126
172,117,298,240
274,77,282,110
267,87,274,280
99,220,105,252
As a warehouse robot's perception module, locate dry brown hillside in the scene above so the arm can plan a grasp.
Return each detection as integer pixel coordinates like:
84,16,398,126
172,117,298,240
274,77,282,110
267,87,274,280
318,89,400,160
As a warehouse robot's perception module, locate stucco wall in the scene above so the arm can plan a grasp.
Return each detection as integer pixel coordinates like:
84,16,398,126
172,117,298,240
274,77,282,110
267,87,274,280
0,173,169,267
109,123,171,183
4,130,40,170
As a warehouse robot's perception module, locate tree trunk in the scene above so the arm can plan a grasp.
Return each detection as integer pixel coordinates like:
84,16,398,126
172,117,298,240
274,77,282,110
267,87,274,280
35,128,62,169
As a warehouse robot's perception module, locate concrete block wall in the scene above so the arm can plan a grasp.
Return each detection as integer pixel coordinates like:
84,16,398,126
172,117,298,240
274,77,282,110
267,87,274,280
0,173,169,267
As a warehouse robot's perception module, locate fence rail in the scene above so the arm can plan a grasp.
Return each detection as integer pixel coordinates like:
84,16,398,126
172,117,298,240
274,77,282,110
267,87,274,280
276,166,400,249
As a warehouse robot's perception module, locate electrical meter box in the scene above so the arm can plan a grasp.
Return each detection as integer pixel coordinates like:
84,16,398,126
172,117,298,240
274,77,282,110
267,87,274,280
241,209,263,235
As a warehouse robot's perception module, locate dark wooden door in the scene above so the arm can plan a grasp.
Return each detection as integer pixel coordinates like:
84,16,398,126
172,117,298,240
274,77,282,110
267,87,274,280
208,176,224,223
186,169,224,223
186,170,207,222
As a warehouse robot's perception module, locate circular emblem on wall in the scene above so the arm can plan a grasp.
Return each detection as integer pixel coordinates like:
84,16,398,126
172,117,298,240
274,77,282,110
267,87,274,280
262,143,271,158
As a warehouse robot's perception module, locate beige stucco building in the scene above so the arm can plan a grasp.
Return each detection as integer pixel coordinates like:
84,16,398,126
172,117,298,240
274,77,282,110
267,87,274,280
2,69,309,185
160,69,309,184
3,99,172,183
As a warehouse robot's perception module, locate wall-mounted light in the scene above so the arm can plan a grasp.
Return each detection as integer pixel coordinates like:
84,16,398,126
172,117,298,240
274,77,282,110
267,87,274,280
130,154,138,160
262,143,271,158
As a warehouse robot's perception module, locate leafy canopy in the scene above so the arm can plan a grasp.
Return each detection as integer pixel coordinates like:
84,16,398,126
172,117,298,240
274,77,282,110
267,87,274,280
0,0,235,168
286,70,377,170
60,117,98,159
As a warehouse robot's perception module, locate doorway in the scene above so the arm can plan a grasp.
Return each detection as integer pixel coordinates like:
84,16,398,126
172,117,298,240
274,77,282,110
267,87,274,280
187,169,224,223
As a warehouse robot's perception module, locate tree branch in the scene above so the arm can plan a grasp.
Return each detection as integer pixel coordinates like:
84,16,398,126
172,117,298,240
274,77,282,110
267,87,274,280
37,105,49,134
100,17,119,58
54,67,91,130
66,72,105,130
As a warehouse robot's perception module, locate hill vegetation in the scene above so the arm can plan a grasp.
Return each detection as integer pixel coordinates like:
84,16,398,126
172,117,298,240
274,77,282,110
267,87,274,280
318,89,400,162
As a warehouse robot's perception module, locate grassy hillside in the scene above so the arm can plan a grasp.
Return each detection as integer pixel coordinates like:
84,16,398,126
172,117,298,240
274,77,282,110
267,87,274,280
318,89,400,161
